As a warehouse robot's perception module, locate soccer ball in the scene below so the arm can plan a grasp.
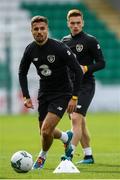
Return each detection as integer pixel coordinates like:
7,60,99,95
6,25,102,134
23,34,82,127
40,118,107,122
11,151,33,173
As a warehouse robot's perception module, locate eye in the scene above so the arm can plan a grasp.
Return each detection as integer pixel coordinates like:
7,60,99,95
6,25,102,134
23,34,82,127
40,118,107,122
40,27,46,30
70,22,81,25
34,27,39,31
71,22,75,25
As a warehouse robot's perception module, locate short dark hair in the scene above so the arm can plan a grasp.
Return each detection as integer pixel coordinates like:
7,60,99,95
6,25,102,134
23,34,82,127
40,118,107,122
31,16,48,26
67,9,83,20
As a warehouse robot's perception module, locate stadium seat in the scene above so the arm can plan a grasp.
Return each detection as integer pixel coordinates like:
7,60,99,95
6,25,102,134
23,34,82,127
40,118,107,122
19,1,120,84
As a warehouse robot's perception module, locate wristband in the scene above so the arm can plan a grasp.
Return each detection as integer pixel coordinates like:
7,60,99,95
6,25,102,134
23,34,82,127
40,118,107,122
84,65,88,72
72,96,78,100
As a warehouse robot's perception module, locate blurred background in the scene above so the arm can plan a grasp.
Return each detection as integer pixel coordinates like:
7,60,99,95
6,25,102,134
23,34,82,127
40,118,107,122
0,0,120,114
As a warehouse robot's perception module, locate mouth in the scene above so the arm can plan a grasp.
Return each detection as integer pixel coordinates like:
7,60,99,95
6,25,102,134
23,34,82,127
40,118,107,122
74,29,79,32
73,29,80,34
37,35,43,38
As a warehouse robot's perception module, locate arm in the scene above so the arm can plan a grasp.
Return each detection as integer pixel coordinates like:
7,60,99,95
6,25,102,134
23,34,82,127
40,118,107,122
18,46,34,109
62,44,83,96
61,43,83,113
86,37,105,73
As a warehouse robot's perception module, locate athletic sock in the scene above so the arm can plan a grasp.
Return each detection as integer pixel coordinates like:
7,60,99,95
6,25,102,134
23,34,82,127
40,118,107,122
38,150,47,159
71,144,76,155
60,132,68,143
83,147,92,156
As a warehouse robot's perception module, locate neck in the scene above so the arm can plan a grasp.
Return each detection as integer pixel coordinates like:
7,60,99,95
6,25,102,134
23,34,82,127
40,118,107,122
72,30,82,37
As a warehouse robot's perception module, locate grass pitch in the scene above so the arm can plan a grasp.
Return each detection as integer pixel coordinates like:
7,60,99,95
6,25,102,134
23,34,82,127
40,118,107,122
0,112,120,179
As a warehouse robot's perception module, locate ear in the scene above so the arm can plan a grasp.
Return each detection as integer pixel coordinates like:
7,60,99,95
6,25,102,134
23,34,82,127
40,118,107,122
67,20,70,28
82,20,84,27
31,26,33,32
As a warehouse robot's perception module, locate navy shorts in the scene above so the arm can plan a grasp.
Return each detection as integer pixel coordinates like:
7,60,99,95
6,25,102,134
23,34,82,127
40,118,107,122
38,94,71,121
75,81,95,116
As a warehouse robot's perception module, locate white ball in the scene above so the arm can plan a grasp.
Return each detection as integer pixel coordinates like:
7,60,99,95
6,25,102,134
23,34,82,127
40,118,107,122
11,151,33,173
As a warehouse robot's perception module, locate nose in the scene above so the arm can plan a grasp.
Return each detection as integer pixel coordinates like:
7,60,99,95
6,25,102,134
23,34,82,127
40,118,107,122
74,23,78,27
38,29,42,34
38,28,41,34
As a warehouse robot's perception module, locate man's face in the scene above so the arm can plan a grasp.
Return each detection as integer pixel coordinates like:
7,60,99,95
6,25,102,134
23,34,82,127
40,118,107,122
67,16,84,36
31,22,48,43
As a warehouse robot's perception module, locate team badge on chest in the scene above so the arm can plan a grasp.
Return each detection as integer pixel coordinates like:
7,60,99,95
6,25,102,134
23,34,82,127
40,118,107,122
47,55,55,63
76,44,83,52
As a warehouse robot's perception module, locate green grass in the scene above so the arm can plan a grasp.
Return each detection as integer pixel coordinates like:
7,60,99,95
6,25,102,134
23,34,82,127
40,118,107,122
0,112,120,179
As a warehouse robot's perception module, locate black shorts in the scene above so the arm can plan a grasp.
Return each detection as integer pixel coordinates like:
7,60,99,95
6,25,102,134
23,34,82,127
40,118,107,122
75,81,95,116
38,94,71,121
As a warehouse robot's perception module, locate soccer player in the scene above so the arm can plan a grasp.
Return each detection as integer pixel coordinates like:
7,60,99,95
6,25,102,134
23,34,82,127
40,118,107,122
61,9,105,164
18,16,83,169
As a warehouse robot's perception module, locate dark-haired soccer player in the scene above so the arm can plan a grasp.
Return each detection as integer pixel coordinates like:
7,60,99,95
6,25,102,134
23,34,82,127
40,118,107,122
61,9,105,164
18,15,83,169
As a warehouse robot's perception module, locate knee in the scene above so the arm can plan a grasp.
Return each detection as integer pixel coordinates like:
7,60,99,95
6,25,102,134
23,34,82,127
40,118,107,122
72,114,83,126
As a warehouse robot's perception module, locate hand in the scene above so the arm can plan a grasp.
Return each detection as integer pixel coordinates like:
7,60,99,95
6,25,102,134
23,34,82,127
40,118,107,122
67,98,77,114
24,98,34,109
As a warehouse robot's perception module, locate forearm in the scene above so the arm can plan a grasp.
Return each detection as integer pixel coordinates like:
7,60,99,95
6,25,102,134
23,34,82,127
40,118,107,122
84,60,105,74
72,65,83,96
19,74,30,99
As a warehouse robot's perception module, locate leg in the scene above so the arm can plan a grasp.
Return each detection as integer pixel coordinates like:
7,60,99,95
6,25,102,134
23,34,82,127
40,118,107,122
40,121,67,145
54,128,73,160
60,112,83,160
77,116,94,164
33,94,71,168
71,112,83,146
53,128,62,139
33,112,60,169
65,112,94,163
41,112,60,151
54,128,73,144
80,117,90,148
75,82,95,163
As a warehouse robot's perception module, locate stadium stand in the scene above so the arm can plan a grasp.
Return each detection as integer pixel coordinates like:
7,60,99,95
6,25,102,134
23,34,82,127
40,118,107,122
0,0,31,89
0,0,120,88
84,0,120,38
0,0,120,113
20,1,120,84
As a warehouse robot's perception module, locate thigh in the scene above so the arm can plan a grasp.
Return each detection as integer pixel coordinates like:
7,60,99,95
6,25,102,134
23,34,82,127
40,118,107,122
42,112,60,133
48,95,71,118
76,82,95,116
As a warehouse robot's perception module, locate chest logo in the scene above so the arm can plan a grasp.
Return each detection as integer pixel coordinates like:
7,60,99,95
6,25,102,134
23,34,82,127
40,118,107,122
47,55,55,63
76,44,83,52
39,64,52,76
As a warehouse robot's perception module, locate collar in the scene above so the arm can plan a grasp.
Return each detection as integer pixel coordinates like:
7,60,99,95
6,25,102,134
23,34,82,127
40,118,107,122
71,31,84,39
